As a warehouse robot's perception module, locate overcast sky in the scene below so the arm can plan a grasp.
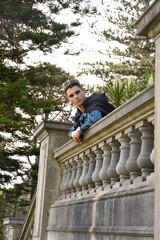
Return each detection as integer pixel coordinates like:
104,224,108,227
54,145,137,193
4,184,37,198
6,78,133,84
24,0,121,86
25,0,154,86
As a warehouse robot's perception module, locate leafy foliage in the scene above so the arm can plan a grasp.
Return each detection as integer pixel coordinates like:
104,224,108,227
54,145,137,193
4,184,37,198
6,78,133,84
94,72,155,108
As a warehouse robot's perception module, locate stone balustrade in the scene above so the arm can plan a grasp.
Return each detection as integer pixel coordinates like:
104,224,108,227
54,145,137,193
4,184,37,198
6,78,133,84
16,84,154,240
10,1,160,238
54,84,154,200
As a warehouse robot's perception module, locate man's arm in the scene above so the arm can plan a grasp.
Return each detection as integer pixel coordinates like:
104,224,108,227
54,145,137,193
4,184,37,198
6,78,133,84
79,110,103,133
69,121,82,144
69,111,103,144
71,127,82,144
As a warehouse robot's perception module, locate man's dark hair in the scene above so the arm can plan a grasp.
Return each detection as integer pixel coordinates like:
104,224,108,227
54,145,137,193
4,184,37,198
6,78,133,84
64,79,82,93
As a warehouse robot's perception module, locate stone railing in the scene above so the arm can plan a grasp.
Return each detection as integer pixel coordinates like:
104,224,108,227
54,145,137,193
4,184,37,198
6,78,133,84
54,84,154,200
3,193,36,240
18,192,36,240
16,84,154,240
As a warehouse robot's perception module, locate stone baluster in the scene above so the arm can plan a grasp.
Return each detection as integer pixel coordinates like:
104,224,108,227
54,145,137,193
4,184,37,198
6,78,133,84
125,127,141,181
64,161,72,198
73,156,83,194
150,148,154,164
135,120,154,179
107,137,120,187
147,116,155,181
68,159,77,195
85,149,96,191
79,153,89,193
99,141,111,189
148,116,155,165
115,132,130,183
59,163,68,199
92,146,103,190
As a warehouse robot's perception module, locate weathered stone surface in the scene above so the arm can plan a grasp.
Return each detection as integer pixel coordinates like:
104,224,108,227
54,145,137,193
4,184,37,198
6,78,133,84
137,1,160,239
47,182,154,240
136,0,160,37
153,27,160,240
3,218,24,240
32,121,72,240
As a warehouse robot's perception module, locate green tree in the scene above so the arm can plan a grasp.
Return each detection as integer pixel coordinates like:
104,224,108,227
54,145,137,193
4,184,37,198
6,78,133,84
0,0,74,64
0,0,74,232
81,0,155,84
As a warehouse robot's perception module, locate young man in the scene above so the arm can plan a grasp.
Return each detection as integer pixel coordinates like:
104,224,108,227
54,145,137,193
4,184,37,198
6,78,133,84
64,79,115,144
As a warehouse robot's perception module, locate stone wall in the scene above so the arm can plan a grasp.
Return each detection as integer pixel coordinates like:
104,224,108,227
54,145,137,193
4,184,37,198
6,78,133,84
47,181,154,240
46,84,154,240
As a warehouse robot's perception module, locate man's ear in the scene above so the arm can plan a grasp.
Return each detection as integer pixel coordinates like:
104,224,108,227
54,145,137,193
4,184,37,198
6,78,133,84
82,88,86,94
67,97,71,103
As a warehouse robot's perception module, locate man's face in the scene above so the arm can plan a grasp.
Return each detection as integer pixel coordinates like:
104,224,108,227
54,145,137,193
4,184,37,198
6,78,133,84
66,86,86,108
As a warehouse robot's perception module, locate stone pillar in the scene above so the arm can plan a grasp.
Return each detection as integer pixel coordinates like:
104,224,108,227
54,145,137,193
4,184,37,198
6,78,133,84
85,149,96,191
79,153,89,193
59,163,68,199
125,127,141,181
116,133,130,182
136,1,160,238
99,142,111,189
74,156,83,194
33,121,71,240
92,146,103,190
136,120,154,179
154,32,160,240
69,159,77,195
3,218,24,240
64,161,72,197
125,127,141,180
107,137,120,187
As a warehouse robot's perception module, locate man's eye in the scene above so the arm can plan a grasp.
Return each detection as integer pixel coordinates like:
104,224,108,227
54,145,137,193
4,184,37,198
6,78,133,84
69,94,74,98
75,90,80,94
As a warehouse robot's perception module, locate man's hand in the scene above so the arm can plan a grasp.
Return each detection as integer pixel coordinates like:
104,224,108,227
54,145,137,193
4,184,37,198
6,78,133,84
71,127,82,144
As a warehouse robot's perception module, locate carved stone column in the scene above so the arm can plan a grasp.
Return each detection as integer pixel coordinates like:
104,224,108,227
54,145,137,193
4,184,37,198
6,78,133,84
59,163,68,199
116,132,130,183
73,156,83,194
64,161,72,197
150,148,154,164
92,146,103,190
85,149,96,191
125,127,141,181
136,3,160,237
69,159,77,195
99,141,111,189
33,121,71,240
107,137,120,187
136,120,154,178
148,116,155,165
79,153,89,193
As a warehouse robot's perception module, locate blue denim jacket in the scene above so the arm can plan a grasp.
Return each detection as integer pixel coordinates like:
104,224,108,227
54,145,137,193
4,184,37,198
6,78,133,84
68,110,103,138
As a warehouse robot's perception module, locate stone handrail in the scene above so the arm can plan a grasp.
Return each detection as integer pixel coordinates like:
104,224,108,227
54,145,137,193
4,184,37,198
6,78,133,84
18,192,36,240
53,84,154,199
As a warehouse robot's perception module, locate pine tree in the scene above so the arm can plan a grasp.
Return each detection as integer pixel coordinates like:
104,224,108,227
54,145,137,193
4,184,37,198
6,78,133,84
81,0,155,84
0,0,75,228
0,0,74,63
